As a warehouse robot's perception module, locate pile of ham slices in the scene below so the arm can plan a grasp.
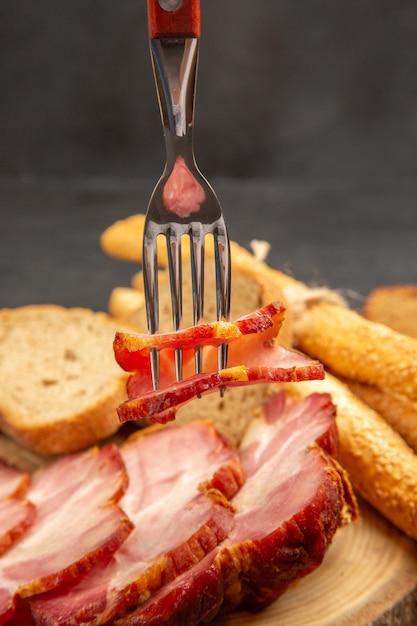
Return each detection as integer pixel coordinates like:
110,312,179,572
0,302,357,625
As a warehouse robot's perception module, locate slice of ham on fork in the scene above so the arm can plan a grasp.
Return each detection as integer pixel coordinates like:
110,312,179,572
0,462,35,557
115,391,357,626
114,302,324,424
29,421,244,626
0,444,133,625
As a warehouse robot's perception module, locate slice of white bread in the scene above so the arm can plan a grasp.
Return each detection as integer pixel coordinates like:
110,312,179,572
0,305,136,455
101,214,294,444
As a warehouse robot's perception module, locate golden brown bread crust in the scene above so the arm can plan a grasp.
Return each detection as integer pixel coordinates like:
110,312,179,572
362,284,417,338
351,284,417,455
344,380,417,454
293,302,417,402
0,378,129,456
240,264,417,404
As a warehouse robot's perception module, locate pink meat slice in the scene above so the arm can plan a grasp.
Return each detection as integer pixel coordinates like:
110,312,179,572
0,463,35,557
115,302,324,424
0,444,132,625
0,461,31,501
30,421,244,626
115,391,357,625
113,302,285,371
0,499,36,559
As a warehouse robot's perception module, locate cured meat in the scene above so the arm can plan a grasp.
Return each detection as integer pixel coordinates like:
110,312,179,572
114,303,324,424
0,462,30,501
0,500,36,559
0,444,133,625
29,421,244,626
113,301,285,372
115,391,357,625
217,391,356,612
0,462,35,557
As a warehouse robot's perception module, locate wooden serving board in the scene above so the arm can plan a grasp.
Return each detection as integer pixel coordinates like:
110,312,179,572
1,435,416,626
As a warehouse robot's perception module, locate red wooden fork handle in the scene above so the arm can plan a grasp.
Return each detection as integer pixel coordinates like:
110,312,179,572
147,0,200,39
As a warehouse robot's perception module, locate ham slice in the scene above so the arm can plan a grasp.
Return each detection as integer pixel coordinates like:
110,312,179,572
0,500,36,560
113,302,285,371
114,302,324,424
0,444,133,625
114,391,357,625
0,462,30,501
0,463,35,557
29,421,244,626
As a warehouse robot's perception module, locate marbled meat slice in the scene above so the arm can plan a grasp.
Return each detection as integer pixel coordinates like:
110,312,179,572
0,462,35,557
0,461,30,501
113,302,285,372
115,302,324,424
0,500,36,559
0,444,133,625
115,391,357,625
30,421,244,626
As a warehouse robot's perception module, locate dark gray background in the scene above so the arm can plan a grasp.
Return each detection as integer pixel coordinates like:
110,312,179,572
1,1,416,312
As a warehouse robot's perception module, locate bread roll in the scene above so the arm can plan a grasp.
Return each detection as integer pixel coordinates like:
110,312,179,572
362,284,417,338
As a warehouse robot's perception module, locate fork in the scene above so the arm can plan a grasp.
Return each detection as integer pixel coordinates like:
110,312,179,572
143,0,231,389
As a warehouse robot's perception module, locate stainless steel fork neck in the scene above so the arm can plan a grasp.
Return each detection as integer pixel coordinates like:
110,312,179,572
150,37,199,164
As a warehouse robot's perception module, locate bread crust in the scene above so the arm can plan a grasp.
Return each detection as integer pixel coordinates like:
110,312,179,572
362,284,417,338
345,380,417,454
0,305,136,455
294,302,417,401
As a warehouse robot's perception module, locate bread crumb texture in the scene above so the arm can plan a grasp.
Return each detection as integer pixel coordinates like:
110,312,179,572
0,305,132,454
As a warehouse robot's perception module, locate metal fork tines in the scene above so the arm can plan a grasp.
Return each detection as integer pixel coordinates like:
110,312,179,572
144,0,231,390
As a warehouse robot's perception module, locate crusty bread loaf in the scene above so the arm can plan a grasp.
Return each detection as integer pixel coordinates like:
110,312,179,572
348,284,417,454
344,380,417,453
0,305,136,455
362,284,417,338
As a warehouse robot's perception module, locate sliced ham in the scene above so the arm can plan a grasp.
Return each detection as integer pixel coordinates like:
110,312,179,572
114,391,357,625
113,301,285,372
114,302,324,424
0,500,36,559
0,444,133,625
29,421,244,626
0,462,30,501
0,462,35,557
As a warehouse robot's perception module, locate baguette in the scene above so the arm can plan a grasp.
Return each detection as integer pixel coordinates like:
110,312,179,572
281,373,417,540
0,305,137,455
344,381,417,454
362,284,417,338
227,250,417,403
292,300,417,401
